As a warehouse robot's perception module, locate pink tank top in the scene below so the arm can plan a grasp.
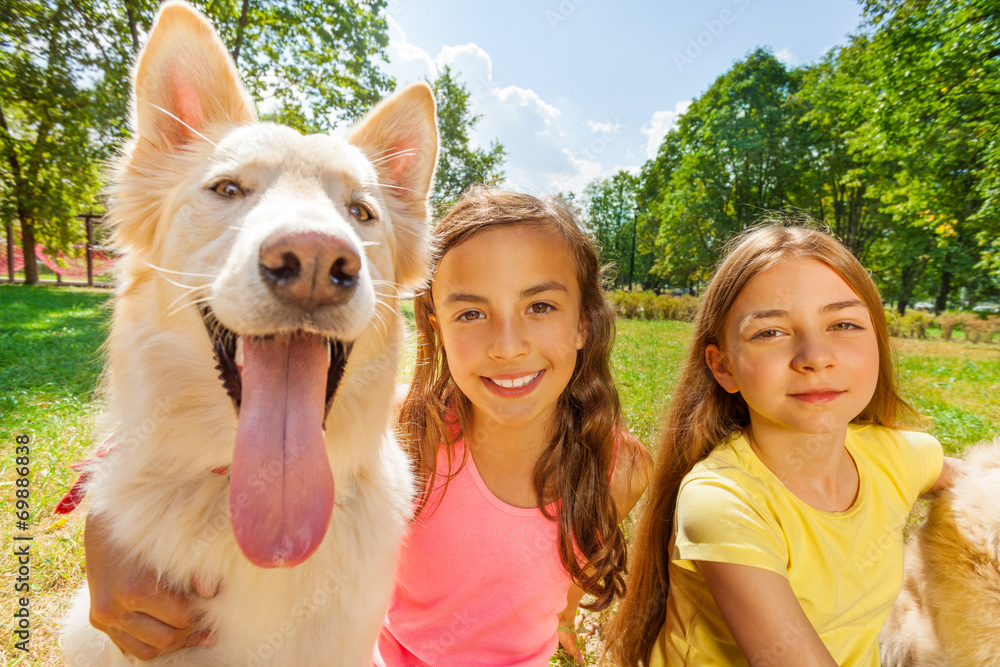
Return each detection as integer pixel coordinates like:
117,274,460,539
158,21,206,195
373,439,572,666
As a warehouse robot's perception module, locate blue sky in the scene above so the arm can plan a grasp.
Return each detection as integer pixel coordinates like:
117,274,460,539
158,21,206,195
381,0,864,197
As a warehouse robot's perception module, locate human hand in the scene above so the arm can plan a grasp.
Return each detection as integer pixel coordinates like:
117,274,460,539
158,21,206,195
85,513,217,660
557,609,597,665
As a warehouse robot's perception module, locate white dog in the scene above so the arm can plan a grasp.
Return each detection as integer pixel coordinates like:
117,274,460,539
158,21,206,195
59,2,437,665
880,440,1000,667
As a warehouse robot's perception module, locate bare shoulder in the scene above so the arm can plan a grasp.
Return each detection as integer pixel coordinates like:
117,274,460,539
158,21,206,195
612,430,654,519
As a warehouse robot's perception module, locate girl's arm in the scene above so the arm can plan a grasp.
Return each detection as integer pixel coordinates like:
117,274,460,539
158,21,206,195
923,455,964,497
700,560,839,667
612,430,655,516
84,513,214,659
556,433,653,661
557,584,587,664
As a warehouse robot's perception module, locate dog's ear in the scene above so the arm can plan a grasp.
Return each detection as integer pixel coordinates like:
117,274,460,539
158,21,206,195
348,82,438,288
132,1,256,151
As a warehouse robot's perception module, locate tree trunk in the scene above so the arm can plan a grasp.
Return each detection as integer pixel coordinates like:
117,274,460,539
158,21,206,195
232,0,252,65
125,0,141,54
897,263,918,316
19,215,38,285
935,270,952,313
0,103,37,284
5,219,14,282
628,212,636,290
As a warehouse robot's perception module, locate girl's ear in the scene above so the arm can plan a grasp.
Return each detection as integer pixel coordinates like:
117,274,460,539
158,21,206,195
427,312,438,333
575,314,589,350
706,344,739,393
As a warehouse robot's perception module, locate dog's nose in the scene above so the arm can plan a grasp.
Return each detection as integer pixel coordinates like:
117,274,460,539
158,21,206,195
259,231,361,310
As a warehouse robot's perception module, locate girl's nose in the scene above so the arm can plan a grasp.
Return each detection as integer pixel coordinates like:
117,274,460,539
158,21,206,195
487,316,530,360
792,332,835,372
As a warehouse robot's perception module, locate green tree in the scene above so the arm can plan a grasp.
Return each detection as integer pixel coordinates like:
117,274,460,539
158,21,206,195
848,0,999,309
0,1,108,284
583,170,650,289
428,65,505,218
791,44,889,262
634,131,683,290
1,0,395,283
641,48,803,286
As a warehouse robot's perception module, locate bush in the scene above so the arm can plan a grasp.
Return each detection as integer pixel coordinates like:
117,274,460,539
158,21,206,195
610,290,700,321
935,312,961,341
885,310,903,338
673,295,699,322
635,291,657,320
964,314,999,344
901,311,933,339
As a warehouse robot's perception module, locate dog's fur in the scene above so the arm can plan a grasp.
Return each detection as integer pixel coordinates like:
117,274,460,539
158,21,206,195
59,3,437,665
880,440,1000,667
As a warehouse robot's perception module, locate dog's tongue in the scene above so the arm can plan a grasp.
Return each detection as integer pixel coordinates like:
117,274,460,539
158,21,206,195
230,332,334,568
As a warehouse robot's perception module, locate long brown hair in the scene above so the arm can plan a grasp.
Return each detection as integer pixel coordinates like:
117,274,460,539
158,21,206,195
396,187,627,610
605,223,916,666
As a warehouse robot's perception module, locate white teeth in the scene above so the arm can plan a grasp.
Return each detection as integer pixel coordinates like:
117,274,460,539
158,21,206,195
235,336,244,369
489,372,539,389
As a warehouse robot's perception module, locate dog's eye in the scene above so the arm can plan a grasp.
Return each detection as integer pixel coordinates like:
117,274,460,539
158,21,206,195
212,180,243,198
349,203,373,222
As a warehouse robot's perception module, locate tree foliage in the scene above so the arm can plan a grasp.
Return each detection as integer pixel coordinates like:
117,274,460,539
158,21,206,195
1,0,395,283
583,170,654,289
850,0,1000,306
605,3,999,309
636,49,802,287
428,65,505,218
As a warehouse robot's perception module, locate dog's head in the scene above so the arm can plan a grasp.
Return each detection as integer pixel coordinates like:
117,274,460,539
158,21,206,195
111,1,437,568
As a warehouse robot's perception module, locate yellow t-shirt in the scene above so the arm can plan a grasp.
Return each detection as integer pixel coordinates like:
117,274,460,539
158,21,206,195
651,424,943,667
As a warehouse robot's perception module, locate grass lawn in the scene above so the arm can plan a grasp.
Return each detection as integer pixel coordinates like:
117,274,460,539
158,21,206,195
2,284,998,665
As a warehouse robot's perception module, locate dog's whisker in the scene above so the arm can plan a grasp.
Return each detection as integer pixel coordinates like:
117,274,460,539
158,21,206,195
369,148,418,164
167,294,213,319
148,103,219,148
361,241,381,248
361,181,418,194
368,145,415,158
165,288,211,317
155,273,210,291
144,261,217,279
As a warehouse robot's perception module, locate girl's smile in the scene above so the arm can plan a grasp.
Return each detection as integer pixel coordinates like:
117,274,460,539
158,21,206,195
430,224,586,434
482,370,544,393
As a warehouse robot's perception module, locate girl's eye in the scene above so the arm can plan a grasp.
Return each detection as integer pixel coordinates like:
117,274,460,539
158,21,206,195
831,322,863,331
529,302,553,314
212,179,243,198
751,328,782,340
349,203,373,222
457,310,484,322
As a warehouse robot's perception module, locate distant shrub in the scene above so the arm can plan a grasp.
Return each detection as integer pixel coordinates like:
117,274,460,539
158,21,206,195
935,312,961,341
635,291,657,320
611,290,700,321
673,295,700,322
901,311,933,339
885,310,903,337
965,314,999,344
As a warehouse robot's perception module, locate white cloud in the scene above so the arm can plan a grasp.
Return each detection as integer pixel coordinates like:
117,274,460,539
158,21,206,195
641,100,691,160
587,120,621,135
775,48,797,66
382,14,607,197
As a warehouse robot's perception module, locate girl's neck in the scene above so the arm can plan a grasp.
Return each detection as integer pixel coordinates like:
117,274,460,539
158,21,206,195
464,407,555,509
746,422,859,513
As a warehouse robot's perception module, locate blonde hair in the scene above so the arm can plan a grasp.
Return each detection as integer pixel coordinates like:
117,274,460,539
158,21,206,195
605,222,916,666
396,187,627,610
